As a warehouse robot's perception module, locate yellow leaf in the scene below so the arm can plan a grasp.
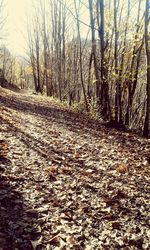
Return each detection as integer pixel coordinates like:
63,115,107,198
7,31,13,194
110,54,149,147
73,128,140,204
92,79,98,84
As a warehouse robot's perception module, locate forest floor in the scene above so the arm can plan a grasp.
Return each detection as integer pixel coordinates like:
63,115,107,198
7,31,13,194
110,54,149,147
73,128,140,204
0,87,150,250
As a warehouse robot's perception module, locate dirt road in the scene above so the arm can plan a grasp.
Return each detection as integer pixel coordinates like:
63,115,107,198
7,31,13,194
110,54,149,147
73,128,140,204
0,88,149,249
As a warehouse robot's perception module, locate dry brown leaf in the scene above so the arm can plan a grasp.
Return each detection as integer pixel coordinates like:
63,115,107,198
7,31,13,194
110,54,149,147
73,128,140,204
73,152,80,159
49,235,60,245
68,235,77,245
44,167,58,181
60,166,71,174
0,140,9,157
81,169,95,176
45,166,58,175
116,164,129,174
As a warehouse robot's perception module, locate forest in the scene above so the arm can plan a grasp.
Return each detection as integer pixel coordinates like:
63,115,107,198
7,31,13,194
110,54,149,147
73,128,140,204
0,0,150,136
0,0,150,249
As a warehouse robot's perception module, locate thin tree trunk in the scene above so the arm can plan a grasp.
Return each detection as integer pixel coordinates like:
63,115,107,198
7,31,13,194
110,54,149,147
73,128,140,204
143,0,150,137
88,0,101,107
74,0,89,112
114,0,119,122
125,0,142,125
98,0,110,119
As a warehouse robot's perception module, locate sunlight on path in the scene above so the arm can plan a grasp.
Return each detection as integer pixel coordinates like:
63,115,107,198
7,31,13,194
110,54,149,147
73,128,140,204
0,89,150,249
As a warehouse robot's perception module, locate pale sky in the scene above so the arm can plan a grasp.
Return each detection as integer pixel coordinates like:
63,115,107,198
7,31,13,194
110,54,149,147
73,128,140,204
1,0,89,57
1,0,142,58
2,0,32,56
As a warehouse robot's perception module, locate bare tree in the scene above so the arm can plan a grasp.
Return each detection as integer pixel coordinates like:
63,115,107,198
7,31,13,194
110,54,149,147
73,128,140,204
74,0,89,112
24,0,148,135
27,15,42,93
88,0,101,106
143,0,150,137
97,0,110,119
125,0,144,126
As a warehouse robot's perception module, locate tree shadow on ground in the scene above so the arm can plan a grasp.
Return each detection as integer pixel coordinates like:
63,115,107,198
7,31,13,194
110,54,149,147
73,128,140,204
0,95,149,158
0,115,87,173
0,157,40,250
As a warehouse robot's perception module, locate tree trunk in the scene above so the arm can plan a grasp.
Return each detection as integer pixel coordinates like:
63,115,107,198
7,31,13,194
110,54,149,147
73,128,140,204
143,0,150,137
98,0,110,119
74,0,89,112
88,0,101,108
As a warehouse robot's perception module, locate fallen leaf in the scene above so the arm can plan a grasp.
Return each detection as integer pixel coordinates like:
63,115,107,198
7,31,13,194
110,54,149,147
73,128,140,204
49,235,60,246
116,164,129,174
81,169,95,176
30,236,42,250
73,152,80,159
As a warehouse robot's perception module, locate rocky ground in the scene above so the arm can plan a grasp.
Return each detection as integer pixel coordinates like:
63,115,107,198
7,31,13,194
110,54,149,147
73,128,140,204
0,88,149,250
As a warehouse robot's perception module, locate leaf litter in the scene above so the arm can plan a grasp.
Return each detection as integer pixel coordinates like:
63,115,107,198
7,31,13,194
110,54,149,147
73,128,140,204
0,88,149,249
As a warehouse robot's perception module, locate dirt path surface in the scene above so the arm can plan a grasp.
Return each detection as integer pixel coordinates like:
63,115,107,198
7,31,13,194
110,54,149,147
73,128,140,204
0,88,150,250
